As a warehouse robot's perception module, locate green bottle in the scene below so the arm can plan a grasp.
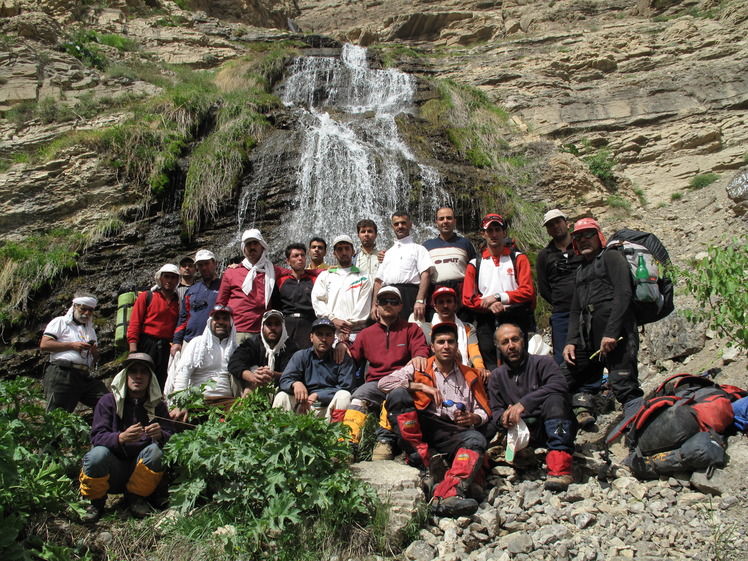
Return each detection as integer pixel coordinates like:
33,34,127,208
636,254,649,281
635,253,658,303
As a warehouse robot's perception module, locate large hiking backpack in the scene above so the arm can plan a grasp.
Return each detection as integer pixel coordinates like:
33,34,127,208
114,289,152,350
608,373,746,479
605,229,674,325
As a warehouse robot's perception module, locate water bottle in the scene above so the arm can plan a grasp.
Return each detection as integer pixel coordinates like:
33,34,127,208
635,253,659,303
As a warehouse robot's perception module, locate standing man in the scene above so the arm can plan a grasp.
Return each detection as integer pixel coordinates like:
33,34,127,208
228,310,299,393
307,237,331,270
419,287,489,382
489,323,576,492
275,243,317,349
378,321,490,518
312,235,373,346
563,217,643,428
274,318,356,422
422,207,475,314
536,210,584,364
217,229,286,341
462,214,536,370
353,219,380,278
127,264,180,390
40,293,106,413
172,249,222,356
342,286,430,460
170,305,239,421
373,210,434,322
177,256,196,300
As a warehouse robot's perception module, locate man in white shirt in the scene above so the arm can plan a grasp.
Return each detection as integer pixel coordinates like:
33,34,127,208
40,293,106,412
372,210,434,322
353,218,380,278
312,235,373,346
169,305,239,421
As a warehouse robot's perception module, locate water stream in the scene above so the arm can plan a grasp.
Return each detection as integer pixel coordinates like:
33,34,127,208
236,44,449,255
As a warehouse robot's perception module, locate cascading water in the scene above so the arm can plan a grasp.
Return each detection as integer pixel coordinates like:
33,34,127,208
237,44,449,254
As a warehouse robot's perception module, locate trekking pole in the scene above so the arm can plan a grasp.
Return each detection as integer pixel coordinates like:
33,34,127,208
590,337,623,360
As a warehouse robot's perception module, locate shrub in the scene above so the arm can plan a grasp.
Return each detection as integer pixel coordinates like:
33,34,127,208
584,147,616,183
607,194,632,211
0,378,90,559
689,172,719,190
60,29,108,70
97,33,139,52
683,236,748,348
165,390,378,558
671,191,683,201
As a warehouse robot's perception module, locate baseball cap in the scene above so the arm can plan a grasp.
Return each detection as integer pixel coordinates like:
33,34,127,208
377,286,402,300
311,318,335,332
431,321,458,341
179,256,194,266
155,264,179,282
123,352,155,369
431,286,457,305
194,249,215,263
542,209,566,226
481,213,505,230
262,309,284,321
331,235,354,249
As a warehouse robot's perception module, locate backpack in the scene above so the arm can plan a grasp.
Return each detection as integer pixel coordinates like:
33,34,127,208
114,289,152,350
604,229,674,325
608,373,745,479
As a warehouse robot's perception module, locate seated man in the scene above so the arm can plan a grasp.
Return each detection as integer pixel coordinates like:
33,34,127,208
341,286,430,460
378,322,490,518
418,286,490,382
227,310,299,392
170,305,240,422
79,353,174,523
488,323,576,492
274,318,356,422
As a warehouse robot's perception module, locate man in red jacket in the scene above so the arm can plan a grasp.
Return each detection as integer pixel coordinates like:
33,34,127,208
462,213,536,370
378,321,490,517
127,264,180,389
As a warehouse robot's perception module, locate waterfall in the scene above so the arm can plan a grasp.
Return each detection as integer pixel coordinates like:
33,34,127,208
237,44,448,255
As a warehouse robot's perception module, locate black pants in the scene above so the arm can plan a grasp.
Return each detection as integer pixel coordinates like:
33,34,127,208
137,335,171,390
475,308,536,371
43,364,107,413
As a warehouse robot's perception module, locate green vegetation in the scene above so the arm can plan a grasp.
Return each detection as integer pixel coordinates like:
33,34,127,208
671,191,684,201
60,29,108,70
632,186,648,206
689,172,719,190
683,236,748,348
653,6,720,22
560,139,617,185
607,194,632,211
0,378,90,560
0,228,88,325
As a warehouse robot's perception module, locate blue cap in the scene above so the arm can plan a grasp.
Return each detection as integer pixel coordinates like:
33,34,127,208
311,318,335,332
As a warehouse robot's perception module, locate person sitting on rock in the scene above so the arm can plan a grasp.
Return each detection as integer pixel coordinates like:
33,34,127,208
273,318,356,422
227,310,299,393
169,305,240,422
378,321,490,518
78,353,174,523
488,323,576,492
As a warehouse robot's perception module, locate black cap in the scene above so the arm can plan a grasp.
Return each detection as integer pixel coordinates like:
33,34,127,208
311,318,335,332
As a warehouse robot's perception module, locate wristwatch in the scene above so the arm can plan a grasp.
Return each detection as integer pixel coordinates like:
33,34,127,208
494,293,501,300
416,299,425,304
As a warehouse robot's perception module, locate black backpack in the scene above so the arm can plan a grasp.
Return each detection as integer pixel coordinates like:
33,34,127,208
601,229,674,325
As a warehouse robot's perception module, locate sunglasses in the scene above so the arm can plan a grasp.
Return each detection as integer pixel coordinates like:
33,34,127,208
212,304,233,314
377,298,401,306
443,400,466,411
571,230,597,241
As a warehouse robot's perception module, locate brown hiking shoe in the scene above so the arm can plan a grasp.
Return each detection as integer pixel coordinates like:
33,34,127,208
372,441,395,461
81,499,105,524
129,495,151,519
544,473,574,492
576,411,596,430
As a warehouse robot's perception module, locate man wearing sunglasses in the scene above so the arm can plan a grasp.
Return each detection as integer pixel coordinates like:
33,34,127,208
378,321,490,518
536,210,584,365
562,217,643,430
340,286,429,460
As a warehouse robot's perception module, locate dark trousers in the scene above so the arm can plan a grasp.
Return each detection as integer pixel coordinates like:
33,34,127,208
475,308,536,371
391,283,419,321
284,316,313,349
137,335,171,390
549,311,570,365
43,364,107,413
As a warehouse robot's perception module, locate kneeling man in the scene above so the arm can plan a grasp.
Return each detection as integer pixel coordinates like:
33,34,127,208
79,353,174,522
488,323,576,491
378,322,490,518
274,318,356,422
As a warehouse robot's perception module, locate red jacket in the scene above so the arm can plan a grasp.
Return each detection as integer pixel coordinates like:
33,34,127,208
127,289,179,343
350,318,429,382
462,246,536,311
413,356,491,414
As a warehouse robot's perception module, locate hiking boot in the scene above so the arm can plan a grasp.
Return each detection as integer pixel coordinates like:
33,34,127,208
128,495,151,519
544,473,574,492
81,499,105,524
430,496,479,518
576,410,596,430
372,441,395,461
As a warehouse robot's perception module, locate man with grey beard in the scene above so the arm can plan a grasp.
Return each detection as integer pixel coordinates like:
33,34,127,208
40,292,107,412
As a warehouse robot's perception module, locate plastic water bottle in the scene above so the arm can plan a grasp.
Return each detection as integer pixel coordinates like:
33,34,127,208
635,254,659,303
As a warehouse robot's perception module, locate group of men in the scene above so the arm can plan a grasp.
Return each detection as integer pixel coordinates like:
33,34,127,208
40,207,643,520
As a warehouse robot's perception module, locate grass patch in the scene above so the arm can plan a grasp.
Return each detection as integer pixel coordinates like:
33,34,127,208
671,191,684,201
560,139,617,185
0,228,88,324
632,186,648,206
689,172,719,190
607,194,632,211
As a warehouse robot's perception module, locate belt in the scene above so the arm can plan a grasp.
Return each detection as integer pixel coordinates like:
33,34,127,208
284,312,314,320
51,361,89,372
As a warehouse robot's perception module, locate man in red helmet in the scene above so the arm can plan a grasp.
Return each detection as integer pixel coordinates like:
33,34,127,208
562,217,643,429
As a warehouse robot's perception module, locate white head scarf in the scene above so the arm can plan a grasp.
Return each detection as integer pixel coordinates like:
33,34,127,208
189,312,238,370
64,297,98,351
261,311,288,371
110,361,163,419
240,229,275,305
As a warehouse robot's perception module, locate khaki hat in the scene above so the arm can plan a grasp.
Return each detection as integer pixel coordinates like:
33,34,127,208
542,209,567,226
